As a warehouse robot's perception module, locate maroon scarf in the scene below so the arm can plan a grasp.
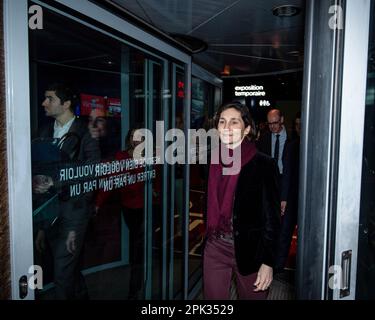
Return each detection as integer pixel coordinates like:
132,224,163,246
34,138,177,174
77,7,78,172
206,139,257,236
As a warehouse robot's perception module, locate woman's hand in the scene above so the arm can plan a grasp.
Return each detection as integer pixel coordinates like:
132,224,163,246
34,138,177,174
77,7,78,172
253,264,273,291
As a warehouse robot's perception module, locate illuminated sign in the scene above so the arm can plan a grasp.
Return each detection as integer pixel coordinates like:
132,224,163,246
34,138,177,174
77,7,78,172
234,85,271,107
259,100,271,107
234,85,266,97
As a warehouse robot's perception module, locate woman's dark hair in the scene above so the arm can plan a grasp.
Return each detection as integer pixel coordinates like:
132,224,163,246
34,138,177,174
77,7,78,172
214,102,257,141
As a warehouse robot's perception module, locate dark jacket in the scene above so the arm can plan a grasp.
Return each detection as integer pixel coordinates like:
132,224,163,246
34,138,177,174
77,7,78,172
204,150,281,275
233,152,280,275
256,130,289,174
280,137,300,205
38,118,101,231
39,118,100,163
232,152,281,275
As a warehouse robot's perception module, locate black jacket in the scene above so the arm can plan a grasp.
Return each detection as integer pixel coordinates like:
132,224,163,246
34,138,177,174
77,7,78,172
280,137,300,204
204,151,281,276
256,130,289,175
232,152,281,275
37,118,101,231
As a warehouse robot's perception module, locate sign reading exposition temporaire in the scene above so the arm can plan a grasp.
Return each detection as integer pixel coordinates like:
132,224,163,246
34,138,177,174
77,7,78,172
234,85,270,107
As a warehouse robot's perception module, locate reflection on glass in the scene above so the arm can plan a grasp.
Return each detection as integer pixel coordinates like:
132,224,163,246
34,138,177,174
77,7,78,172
188,77,220,294
29,6,163,300
150,62,163,299
172,68,185,298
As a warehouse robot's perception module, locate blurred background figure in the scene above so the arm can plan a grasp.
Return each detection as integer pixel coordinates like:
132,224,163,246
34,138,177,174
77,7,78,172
276,112,301,273
257,109,289,177
88,107,120,160
88,108,107,139
33,83,100,299
94,125,161,299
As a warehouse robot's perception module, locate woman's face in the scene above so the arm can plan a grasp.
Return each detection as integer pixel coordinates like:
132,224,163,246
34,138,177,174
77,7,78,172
88,109,107,138
217,108,250,148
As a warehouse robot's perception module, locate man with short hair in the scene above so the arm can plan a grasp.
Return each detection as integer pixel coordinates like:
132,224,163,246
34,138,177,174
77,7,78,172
257,109,289,178
276,112,301,273
257,109,291,274
33,83,100,299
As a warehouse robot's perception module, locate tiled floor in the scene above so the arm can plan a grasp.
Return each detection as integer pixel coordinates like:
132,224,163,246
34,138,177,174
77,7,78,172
195,269,296,300
267,270,296,300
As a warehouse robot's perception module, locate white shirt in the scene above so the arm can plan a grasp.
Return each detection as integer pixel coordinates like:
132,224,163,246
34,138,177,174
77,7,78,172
271,126,287,174
53,116,75,139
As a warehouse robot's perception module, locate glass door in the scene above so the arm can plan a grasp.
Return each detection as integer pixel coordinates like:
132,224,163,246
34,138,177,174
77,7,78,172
297,0,371,299
26,3,168,300
329,0,371,300
6,0,191,300
144,59,165,299
168,64,187,299
356,0,375,299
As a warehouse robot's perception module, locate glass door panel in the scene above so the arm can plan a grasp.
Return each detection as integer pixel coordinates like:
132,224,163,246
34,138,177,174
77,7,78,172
357,0,375,299
170,65,186,298
28,4,166,300
144,59,165,299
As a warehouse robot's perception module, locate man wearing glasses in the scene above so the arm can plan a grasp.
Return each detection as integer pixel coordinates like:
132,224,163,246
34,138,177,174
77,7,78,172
257,109,289,179
257,109,291,274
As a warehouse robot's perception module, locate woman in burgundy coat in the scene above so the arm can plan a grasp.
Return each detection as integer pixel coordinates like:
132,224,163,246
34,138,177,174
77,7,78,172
204,102,280,299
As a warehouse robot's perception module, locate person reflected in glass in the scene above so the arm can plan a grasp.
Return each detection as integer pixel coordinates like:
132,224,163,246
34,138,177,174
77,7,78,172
95,126,155,299
203,102,280,299
88,107,120,160
32,83,100,299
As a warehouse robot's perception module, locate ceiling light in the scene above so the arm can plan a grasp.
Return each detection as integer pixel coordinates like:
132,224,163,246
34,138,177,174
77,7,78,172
221,65,231,76
272,5,301,17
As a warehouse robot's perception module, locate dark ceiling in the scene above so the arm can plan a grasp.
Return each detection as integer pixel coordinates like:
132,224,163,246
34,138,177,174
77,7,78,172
108,0,306,77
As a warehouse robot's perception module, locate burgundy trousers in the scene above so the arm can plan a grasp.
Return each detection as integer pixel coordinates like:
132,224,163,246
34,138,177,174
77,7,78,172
203,237,268,300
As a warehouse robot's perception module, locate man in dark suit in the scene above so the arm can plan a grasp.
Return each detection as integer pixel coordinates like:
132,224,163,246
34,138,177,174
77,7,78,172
256,109,289,180
33,83,100,299
276,113,301,272
257,109,295,273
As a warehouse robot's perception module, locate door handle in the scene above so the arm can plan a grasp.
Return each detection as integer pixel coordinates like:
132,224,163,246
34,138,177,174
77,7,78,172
340,250,352,298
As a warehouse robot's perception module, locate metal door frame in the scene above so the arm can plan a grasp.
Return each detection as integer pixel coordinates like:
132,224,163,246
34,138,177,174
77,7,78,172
298,0,371,299
4,0,34,300
331,0,370,300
